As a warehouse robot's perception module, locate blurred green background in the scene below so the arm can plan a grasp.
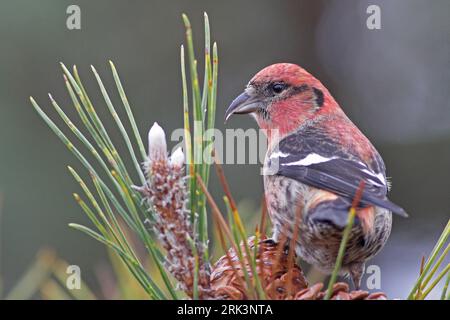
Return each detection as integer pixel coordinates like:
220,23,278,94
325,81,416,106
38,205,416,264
0,0,448,298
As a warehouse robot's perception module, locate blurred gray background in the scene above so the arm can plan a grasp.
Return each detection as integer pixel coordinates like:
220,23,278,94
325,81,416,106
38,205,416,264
0,0,449,298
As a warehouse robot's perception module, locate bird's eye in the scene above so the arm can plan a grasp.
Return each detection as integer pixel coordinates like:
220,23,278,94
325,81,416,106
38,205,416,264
271,82,286,94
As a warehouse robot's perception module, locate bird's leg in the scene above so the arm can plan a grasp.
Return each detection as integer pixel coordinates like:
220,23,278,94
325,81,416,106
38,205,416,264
349,263,365,290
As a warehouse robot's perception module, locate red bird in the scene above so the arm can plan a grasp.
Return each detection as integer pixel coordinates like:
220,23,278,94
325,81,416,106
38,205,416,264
225,63,407,289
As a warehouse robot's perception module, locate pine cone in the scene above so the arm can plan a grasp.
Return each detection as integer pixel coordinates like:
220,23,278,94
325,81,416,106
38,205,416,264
295,282,387,300
210,236,308,299
210,236,387,300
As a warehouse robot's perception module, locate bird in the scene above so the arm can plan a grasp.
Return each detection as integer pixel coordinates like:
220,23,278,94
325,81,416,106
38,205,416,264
224,63,407,289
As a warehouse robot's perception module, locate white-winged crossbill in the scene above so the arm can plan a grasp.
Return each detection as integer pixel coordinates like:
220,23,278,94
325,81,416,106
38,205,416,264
225,63,407,289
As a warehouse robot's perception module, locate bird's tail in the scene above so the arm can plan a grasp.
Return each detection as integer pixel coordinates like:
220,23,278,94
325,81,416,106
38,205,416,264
362,196,408,218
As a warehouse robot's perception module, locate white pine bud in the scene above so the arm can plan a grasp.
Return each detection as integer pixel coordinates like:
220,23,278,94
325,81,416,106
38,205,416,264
148,122,167,160
170,147,185,167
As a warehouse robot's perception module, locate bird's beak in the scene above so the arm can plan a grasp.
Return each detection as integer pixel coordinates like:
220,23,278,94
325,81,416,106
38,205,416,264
225,91,261,122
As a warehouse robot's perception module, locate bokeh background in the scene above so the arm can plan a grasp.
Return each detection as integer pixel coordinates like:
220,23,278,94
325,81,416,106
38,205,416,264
0,0,449,299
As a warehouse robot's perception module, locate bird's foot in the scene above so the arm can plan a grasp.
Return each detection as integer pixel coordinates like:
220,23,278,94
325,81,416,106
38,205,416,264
260,238,277,245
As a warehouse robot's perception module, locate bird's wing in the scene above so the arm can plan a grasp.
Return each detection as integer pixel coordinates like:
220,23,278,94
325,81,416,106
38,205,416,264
269,128,407,217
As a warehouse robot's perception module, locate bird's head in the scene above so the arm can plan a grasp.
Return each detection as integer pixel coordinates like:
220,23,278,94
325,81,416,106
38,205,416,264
225,63,341,143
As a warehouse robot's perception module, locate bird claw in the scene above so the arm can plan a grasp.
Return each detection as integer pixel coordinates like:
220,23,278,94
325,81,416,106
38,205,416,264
260,238,277,246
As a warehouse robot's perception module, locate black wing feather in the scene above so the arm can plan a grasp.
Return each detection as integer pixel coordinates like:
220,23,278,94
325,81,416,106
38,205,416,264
278,162,406,216
271,128,407,217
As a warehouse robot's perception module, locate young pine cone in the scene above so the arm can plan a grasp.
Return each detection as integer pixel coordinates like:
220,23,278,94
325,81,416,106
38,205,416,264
210,236,387,300
135,122,211,299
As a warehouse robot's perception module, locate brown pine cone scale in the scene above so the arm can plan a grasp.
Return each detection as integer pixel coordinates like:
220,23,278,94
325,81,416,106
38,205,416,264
210,236,387,300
